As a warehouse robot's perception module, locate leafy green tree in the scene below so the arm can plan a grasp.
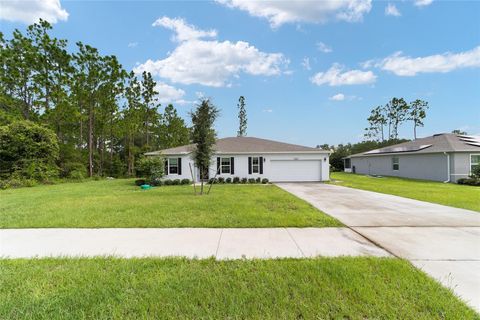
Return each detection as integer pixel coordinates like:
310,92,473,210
73,42,106,177
386,97,409,140
141,71,159,149
190,99,220,195
365,106,387,141
452,129,467,135
0,29,37,119
408,99,428,139
0,121,59,181
158,104,190,149
237,96,247,137
123,71,143,177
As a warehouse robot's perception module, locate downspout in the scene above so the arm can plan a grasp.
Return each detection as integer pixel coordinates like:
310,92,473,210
443,152,450,183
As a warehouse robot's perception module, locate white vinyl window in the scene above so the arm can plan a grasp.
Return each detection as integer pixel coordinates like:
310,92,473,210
392,157,399,171
471,154,480,174
221,158,231,174
169,158,178,174
252,157,260,173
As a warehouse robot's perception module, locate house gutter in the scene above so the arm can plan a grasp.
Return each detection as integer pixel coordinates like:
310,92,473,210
443,152,450,183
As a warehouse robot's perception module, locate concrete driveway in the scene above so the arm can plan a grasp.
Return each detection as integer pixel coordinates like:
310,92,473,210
277,183,480,313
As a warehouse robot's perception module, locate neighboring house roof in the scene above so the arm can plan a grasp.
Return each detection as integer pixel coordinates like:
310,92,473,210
348,133,480,158
145,136,326,156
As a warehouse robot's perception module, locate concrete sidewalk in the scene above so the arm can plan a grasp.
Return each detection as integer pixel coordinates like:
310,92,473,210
277,183,480,313
0,227,390,259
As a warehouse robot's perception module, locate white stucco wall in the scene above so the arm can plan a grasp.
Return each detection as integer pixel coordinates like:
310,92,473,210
161,152,330,182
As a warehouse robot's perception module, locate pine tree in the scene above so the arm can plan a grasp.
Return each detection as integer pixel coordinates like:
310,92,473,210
237,96,247,137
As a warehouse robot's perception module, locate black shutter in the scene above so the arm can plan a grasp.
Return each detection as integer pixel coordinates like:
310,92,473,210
259,157,263,174
230,157,234,174
248,157,252,174
178,157,182,175
165,159,169,175
217,157,220,174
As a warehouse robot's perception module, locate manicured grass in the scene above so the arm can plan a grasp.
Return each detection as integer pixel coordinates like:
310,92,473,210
0,179,340,228
0,257,476,319
331,172,480,212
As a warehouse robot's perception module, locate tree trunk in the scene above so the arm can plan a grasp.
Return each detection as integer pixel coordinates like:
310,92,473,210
88,103,93,177
110,118,114,176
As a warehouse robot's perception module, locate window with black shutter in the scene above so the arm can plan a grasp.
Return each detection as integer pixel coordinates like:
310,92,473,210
221,158,231,174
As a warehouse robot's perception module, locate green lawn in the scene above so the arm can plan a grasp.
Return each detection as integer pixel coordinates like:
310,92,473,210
0,179,340,228
331,172,480,212
0,257,476,319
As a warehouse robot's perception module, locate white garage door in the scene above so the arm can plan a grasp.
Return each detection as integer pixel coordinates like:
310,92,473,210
269,160,321,182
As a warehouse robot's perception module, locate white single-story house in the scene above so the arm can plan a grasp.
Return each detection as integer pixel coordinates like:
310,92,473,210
343,133,480,183
145,136,330,182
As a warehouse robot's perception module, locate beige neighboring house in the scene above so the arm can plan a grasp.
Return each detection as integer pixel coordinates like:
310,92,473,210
343,133,480,183
145,136,330,183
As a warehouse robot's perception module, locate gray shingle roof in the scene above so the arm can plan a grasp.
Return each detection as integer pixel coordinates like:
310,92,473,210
145,137,324,156
349,133,480,158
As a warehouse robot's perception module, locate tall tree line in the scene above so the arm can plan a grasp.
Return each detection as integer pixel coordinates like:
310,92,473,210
0,20,189,179
364,97,428,141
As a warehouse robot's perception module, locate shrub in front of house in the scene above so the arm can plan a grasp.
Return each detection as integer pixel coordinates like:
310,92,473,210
181,179,191,185
208,178,217,184
135,179,146,186
172,179,181,185
150,178,163,186
218,177,225,184
233,177,240,184
457,178,480,186
256,177,261,183
164,179,173,186
248,178,256,184
241,178,248,184
136,156,165,182
262,178,269,184
225,177,232,183
471,165,480,180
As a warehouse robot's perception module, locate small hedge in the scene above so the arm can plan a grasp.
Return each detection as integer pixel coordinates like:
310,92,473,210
207,177,269,185
457,178,480,186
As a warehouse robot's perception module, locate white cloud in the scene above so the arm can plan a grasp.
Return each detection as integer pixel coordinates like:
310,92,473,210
414,0,433,7
329,93,361,101
311,63,377,86
135,17,288,87
329,93,345,101
317,41,332,53
385,3,401,17
0,0,68,24
154,82,186,104
152,16,217,42
377,46,480,76
301,57,311,70
262,108,273,113
128,42,138,48
216,0,372,28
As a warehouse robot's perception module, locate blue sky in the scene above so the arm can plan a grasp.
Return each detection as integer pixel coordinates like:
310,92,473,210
1,0,479,146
